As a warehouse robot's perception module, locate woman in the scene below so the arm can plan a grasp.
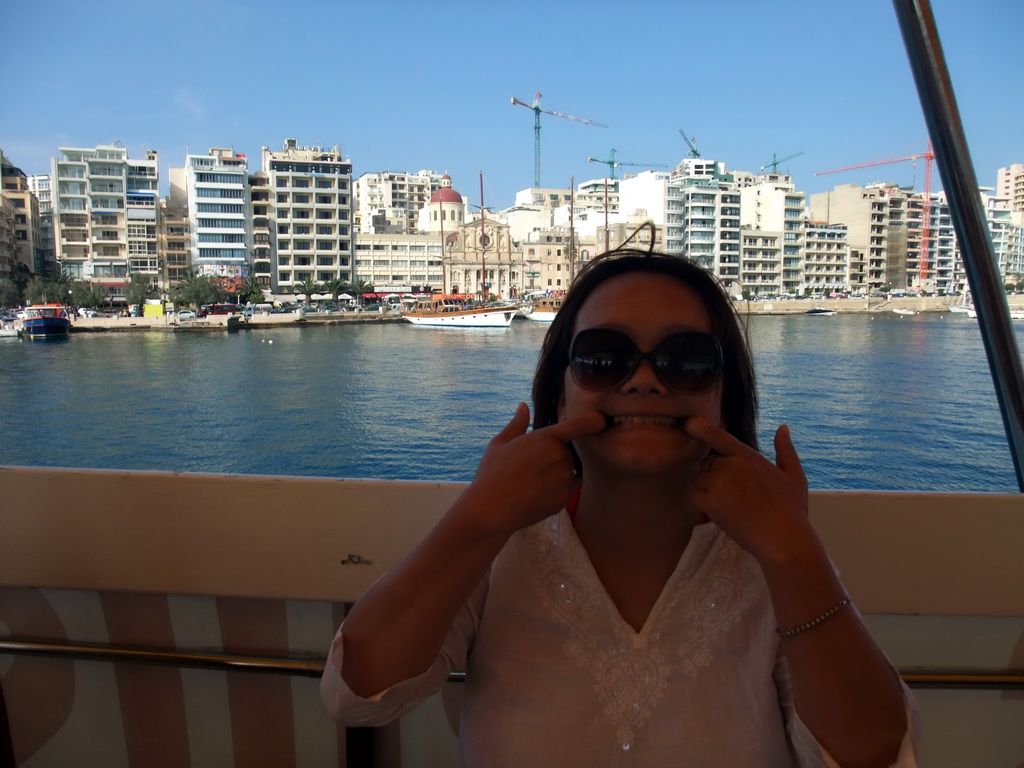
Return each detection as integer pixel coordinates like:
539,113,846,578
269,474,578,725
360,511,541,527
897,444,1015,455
321,249,918,767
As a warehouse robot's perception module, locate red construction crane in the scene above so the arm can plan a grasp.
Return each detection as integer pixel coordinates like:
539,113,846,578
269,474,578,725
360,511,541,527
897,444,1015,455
511,92,607,188
816,142,935,281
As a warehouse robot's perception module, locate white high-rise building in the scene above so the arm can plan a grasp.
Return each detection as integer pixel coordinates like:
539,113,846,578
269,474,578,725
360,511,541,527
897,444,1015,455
739,176,806,295
52,144,159,305
263,139,353,291
171,148,250,286
27,174,56,274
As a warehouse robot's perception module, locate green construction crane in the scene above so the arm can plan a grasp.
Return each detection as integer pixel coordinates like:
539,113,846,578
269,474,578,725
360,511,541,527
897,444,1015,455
678,129,701,158
511,92,607,188
760,151,804,173
587,149,667,180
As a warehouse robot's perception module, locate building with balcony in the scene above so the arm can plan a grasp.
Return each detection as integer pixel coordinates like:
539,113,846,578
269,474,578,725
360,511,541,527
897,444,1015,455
169,148,250,291
996,164,1024,213
248,171,273,291
740,177,806,295
28,173,56,275
520,228,597,293
1,153,42,281
157,200,190,292
51,144,159,304
615,163,742,292
352,233,443,294
263,139,353,292
355,170,443,234
804,223,850,294
810,183,910,291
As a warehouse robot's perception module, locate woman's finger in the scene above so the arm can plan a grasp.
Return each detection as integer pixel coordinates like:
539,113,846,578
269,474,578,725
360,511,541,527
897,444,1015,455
490,402,531,445
542,411,606,445
684,416,759,458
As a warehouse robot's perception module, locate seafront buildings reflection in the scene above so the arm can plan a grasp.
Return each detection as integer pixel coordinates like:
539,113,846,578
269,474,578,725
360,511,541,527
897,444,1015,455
1,142,1023,312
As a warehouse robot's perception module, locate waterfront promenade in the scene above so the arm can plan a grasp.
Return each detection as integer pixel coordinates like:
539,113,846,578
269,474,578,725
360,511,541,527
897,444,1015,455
64,294,1019,332
69,307,406,332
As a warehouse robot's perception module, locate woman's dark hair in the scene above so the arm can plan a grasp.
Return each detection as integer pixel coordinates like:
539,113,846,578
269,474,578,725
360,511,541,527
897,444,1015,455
531,248,759,452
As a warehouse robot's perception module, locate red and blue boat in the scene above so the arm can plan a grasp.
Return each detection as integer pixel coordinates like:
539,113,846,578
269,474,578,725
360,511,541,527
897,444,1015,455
21,303,72,338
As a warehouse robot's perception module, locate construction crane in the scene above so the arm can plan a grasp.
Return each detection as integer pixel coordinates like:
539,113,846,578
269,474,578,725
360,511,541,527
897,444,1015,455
586,151,667,253
816,142,935,281
678,129,701,158
586,149,667,180
511,92,607,188
760,151,804,173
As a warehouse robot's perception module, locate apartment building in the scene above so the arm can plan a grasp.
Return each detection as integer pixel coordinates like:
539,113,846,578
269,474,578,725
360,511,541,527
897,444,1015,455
0,190,17,287
353,234,443,293
169,148,249,290
520,228,597,293
616,164,742,291
263,139,353,291
157,200,190,289
996,164,1024,212
248,171,272,290
355,170,442,234
804,223,851,294
28,174,56,274
984,192,1024,285
515,187,574,211
51,144,159,304
740,177,806,295
1,155,42,278
809,183,910,291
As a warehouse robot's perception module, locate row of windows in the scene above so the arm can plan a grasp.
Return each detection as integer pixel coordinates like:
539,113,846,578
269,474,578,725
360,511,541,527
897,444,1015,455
198,233,246,243
195,173,245,184
197,203,246,214
196,187,245,199
277,240,351,251
198,248,245,260
197,219,246,229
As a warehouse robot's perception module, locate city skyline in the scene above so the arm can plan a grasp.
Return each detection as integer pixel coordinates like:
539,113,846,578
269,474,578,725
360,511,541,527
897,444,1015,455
3,0,1021,209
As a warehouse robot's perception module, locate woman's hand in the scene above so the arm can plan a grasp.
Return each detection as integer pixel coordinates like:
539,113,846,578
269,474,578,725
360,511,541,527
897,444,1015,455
457,403,606,537
684,417,812,565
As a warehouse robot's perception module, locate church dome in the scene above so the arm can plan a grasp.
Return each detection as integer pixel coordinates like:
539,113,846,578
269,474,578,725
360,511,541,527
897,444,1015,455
430,187,463,204
429,174,463,204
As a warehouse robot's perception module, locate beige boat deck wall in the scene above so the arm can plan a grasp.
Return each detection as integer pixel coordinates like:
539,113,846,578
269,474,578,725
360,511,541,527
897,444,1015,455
1,466,1023,766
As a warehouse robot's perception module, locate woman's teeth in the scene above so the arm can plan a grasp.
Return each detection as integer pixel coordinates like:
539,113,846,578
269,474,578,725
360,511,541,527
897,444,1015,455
606,415,683,428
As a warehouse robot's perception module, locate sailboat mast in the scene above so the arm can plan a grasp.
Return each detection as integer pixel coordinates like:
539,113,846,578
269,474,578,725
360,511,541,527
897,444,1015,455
479,172,487,301
439,197,447,295
569,176,576,282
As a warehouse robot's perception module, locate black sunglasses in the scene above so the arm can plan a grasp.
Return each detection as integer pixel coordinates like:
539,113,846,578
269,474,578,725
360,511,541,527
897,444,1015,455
569,328,723,392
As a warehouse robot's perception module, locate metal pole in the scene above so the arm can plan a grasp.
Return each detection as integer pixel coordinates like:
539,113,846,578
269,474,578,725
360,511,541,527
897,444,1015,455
893,0,1024,491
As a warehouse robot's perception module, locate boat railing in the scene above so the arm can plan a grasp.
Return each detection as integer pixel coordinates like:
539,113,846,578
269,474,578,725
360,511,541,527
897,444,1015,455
1,466,1022,766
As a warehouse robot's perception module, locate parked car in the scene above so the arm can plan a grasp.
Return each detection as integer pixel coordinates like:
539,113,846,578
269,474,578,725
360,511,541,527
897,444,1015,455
176,310,197,320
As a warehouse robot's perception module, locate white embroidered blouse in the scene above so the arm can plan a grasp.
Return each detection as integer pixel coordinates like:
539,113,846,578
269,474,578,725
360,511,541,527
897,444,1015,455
321,511,919,767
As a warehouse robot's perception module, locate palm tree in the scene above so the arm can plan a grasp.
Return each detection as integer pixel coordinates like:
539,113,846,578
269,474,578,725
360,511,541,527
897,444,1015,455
170,270,223,310
322,277,349,306
238,276,266,305
293,277,322,306
350,279,373,306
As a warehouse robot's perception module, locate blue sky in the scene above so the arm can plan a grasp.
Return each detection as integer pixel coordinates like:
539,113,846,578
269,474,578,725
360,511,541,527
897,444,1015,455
4,0,1021,210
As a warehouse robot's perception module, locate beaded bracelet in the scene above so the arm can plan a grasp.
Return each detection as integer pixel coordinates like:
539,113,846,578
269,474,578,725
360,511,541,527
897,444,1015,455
775,596,852,639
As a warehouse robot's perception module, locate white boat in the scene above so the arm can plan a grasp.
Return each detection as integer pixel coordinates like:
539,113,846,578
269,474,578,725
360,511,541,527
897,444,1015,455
892,308,918,316
0,321,20,338
965,307,1023,319
401,296,517,327
524,296,563,323
804,307,835,316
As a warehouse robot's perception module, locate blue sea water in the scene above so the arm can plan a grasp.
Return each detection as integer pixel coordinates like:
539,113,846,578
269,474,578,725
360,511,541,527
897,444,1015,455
0,313,1018,492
